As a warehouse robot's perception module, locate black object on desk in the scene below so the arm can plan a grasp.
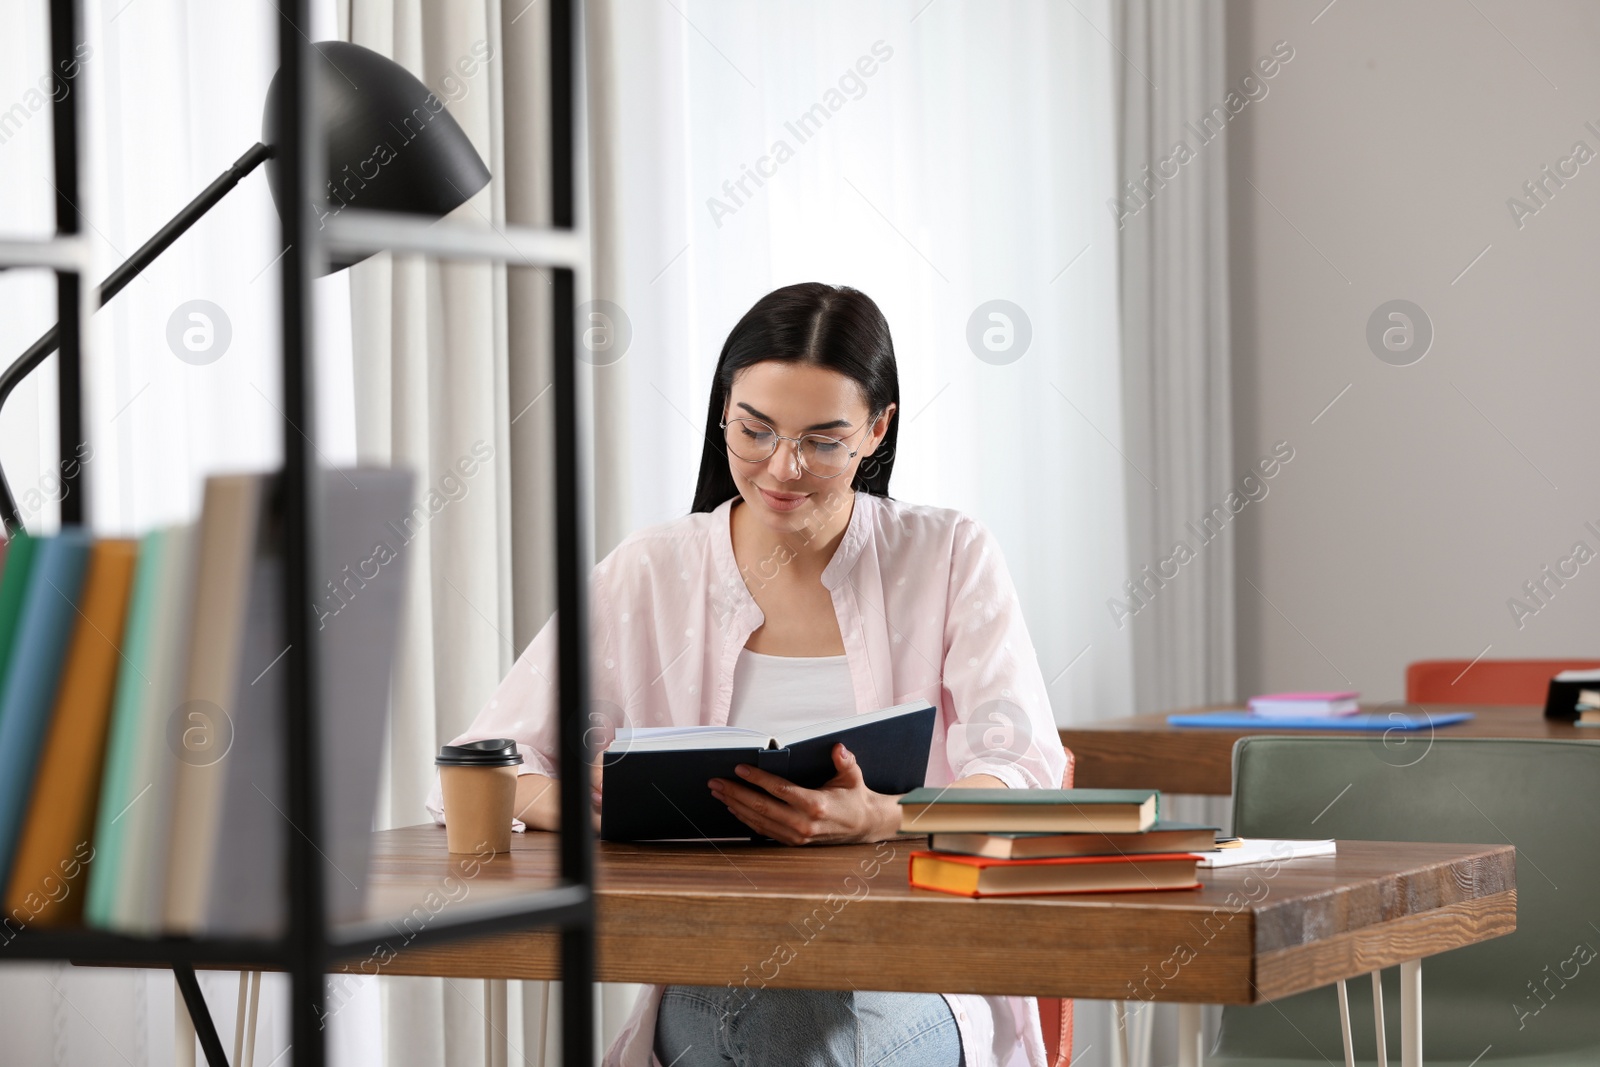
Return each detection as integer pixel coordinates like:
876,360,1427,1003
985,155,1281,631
1544,671,1600,720
600,702,936,842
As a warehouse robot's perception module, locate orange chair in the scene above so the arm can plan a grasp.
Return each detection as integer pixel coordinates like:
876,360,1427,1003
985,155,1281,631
1405,658,1600,705
1037,749,1076,1066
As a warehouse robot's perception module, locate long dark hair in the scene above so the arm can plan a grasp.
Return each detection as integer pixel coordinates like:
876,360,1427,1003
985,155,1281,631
690,283,900,514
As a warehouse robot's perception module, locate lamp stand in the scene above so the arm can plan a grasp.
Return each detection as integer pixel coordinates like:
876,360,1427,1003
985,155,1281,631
0,140,273,532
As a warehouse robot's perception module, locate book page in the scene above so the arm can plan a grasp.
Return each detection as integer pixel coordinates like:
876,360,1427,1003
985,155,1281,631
610,725,772,753
771,700,931,749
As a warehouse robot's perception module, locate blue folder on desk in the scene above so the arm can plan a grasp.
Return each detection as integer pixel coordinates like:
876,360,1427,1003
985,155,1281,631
1166,710,1475,731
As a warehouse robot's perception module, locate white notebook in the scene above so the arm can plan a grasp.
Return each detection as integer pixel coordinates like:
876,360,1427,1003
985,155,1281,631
1197,839,1336,868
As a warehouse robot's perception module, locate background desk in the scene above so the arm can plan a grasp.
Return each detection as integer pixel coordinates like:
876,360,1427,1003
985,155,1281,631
351,826,1513,1067
1058,704,1580,795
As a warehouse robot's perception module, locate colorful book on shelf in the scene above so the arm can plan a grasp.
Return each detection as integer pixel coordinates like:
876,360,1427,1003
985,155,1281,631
206,468,415,934
203,550,284,934
1167,710,1473,731
85,525,196,932
304,468,416,929
4,539,138,925
603,702,936,842
163,474,271,933
0,535,14,662
898,788,1159,835
1247,691,1360,717
124,525,198,933
928,821,1219,861
0,531,93,891
0,531,40,692
909,850,1201,897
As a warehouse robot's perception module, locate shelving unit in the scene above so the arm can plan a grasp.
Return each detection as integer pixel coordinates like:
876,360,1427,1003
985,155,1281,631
0,2,595,1065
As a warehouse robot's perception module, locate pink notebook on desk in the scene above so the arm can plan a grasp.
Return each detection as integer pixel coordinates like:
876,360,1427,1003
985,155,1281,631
1247,691,1360,718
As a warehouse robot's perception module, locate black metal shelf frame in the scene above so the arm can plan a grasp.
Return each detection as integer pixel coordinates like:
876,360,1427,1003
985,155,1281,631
0,2,596,1065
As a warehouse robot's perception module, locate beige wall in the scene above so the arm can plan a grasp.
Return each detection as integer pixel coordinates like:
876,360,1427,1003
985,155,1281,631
1227,0,1600,701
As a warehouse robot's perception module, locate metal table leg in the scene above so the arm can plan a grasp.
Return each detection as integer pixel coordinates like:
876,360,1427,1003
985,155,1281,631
1177,1003,1203,1067
1337,979,1355,1067
1373,971,1389,1067
1401,959,1422,1067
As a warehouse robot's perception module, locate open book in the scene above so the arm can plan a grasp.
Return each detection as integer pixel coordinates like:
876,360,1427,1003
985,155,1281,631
600,701,936,842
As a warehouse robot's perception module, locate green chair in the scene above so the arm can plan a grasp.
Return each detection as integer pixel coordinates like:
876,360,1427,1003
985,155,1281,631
1208,736,1600,1067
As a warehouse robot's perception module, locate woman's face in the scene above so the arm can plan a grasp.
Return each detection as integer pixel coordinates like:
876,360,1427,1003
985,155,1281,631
723,361,894,533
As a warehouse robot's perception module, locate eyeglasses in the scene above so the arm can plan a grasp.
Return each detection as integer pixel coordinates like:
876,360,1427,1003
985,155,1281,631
719,416,870,479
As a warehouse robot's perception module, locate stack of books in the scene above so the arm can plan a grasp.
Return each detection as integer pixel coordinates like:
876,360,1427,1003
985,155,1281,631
1576,689,1600,726
0,467,410,938
898,788,1214,897
1544,669,1600,720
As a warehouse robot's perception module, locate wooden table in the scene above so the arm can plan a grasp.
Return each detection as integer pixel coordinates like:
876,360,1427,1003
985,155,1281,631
1058,703,1584,795
348,826,1516,1067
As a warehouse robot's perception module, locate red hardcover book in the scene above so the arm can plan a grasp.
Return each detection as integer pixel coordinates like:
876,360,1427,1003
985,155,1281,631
908,850,1201,897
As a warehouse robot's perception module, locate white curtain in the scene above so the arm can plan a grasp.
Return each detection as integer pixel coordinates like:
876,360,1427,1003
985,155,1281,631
1111,5,1234,1063
1113,0,1235,713
341,5,508,1064
338,1,627,1063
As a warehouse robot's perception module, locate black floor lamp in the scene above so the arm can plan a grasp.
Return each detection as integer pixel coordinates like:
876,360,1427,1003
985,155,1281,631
0,40,490,532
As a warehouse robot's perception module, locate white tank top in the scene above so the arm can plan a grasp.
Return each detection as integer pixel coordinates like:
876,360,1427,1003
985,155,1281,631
726,648,855,737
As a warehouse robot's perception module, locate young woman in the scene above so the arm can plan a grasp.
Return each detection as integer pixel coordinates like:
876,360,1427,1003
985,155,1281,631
428,282,1070,1067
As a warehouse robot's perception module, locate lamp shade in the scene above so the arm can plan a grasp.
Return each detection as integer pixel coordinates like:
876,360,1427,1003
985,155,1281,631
262,41,492,272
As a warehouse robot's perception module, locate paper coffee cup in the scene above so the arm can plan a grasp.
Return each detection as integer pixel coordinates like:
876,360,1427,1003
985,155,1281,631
436,738,524,854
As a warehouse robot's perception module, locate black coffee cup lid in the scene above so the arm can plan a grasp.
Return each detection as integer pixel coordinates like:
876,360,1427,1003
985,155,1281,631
436,738,525,767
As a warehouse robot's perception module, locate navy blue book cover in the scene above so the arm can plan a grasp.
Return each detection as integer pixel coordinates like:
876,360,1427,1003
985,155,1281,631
600,702,936,842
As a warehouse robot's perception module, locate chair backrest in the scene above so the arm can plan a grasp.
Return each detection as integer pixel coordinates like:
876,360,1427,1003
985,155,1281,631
1405,658,1600,705
1214,737,1600,1063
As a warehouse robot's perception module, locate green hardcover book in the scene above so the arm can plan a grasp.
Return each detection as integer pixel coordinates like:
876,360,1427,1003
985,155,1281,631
898,787,1160,834
0,531,39,697
0,531,93,890
84,529,168,928
86,524,196,932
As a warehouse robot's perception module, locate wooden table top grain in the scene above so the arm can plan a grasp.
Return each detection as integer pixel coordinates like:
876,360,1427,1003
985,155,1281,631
1058,704,1588,795
348,826,1516,1005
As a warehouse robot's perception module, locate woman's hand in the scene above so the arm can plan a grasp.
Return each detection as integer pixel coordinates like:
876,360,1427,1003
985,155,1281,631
709,743,902,845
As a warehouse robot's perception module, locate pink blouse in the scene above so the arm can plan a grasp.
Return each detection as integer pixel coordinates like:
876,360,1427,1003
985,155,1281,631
426,490,1070,1067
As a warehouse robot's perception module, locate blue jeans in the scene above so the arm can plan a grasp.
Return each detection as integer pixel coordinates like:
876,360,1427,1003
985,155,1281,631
654,984,963,1067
